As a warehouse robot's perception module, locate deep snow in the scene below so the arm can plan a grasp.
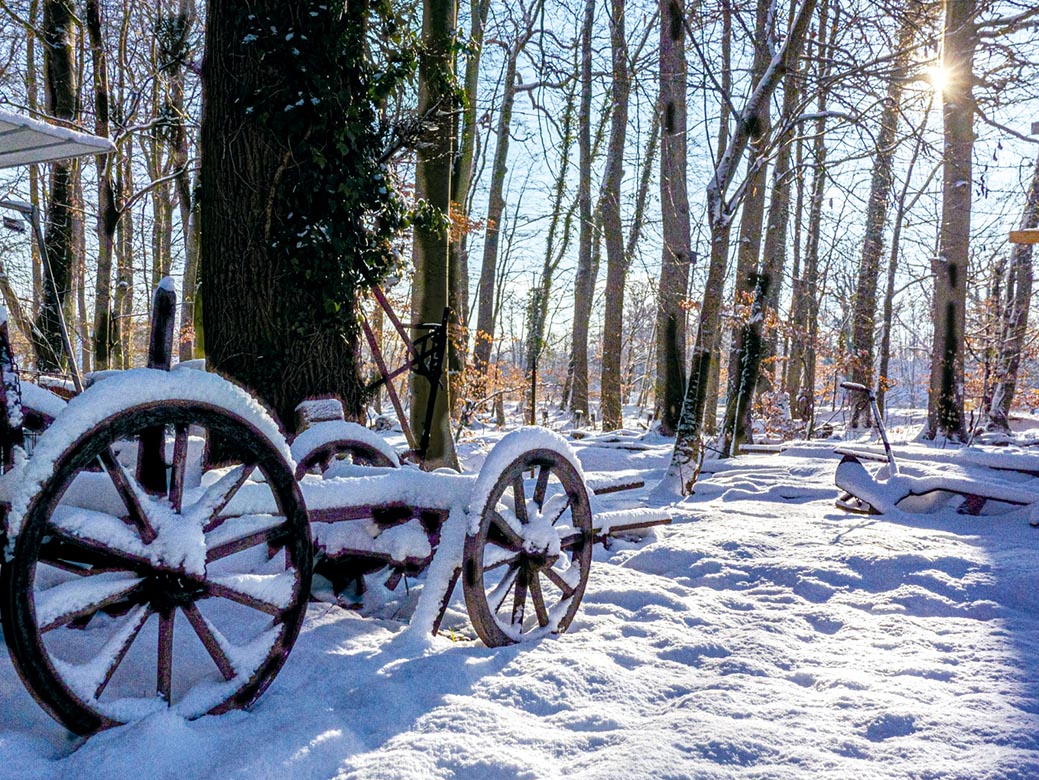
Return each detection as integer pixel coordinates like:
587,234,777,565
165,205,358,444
1,422,1038,780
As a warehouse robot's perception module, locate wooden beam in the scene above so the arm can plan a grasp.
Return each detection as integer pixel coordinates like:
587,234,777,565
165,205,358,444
1009,228,1039,245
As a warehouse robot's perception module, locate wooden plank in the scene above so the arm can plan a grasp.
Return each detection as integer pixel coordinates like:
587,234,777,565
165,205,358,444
1009,228,1039,245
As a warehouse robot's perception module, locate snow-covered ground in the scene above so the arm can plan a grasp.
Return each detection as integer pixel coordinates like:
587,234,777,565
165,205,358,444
2,424,1039,779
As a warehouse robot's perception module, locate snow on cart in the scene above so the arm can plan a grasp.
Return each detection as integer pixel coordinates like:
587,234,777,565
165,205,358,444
0,111,670,735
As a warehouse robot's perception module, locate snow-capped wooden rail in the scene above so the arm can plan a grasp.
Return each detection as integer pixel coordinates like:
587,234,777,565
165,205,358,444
1009,228,1039,244
835,450,1039,517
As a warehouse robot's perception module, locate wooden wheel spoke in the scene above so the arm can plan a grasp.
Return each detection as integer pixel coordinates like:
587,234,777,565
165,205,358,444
194,463,257,533
533,466,550,508
541,565,576,599
483,551,522,572
489,566,520,614
511,566,528,626
545,493,571,526
558,530,584,551
169,424,190,513
38,579,145,633
488,511,524,551
528,571,550,627
157,610,174,702
94,605,152,699
205,581,284,617
45,521,153,572
206,523,288,563
182,602,236,681
511,476,528,525
98,447,157,544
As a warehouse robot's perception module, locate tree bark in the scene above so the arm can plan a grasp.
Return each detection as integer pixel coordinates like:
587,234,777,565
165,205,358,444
926,0,976,442
35,0,79,373
661,0,818,495
847,7,918,428
447,0,490,378
654,0,693,435
410,0,460,468
986,147,1039,431
202,0,385,436
599,0,629,432
86,0,119,371
568,0,597,419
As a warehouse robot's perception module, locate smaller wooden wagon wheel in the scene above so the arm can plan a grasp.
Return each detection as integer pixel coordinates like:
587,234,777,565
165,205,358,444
290,420,400,480
1,372,311,734
463,447,593,646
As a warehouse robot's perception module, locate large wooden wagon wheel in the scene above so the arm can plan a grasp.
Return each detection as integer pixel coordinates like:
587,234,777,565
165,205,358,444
1,390,311,734
290,420,400,480
463,447,593,646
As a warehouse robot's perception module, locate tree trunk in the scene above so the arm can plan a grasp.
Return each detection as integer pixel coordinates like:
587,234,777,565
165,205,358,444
660,0,818,495
926,0,976,442
86,0,119,371
202,0,389,437
447,0,490,378
654,0,693,435
472,7,540,392
757,9,803,393
599,0,629,432
986,147,1039,431
847,7,918,428
35,0,79,373
526,76,579,419
410,0,460,468
719,0,773,457
568,0,597,419
877,107,936,417
786,0,836,425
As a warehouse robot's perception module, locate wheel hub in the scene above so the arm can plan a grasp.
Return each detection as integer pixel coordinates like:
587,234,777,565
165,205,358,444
145,572,206,611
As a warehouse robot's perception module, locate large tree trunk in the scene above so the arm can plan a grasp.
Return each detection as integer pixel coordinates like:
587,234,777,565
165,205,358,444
599,0,629,432
654,0,693,435
568,0,597,419
926,0,976,442
202,0,385,436
847,7,918,428
35,0,79,373
410,0,460,468
986,147,1039,432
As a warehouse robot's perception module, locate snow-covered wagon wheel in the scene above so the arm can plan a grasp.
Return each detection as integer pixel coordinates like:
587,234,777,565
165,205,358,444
463,435,593,646
290,420,399,480
0,370,312,734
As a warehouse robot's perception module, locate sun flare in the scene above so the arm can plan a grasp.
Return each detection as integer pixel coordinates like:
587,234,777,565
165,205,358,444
925,64,949,93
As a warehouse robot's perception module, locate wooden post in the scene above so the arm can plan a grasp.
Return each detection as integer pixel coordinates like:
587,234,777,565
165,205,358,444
138,278,177,493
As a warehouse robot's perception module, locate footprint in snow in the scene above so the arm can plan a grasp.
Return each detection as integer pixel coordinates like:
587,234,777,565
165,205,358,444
864,713,917,742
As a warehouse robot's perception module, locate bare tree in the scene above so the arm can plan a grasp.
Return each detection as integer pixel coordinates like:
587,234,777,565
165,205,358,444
654,0,693,435
600,0,630,431
660,0,819,496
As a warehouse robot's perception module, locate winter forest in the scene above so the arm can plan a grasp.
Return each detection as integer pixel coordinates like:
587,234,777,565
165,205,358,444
2,0,1039,776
